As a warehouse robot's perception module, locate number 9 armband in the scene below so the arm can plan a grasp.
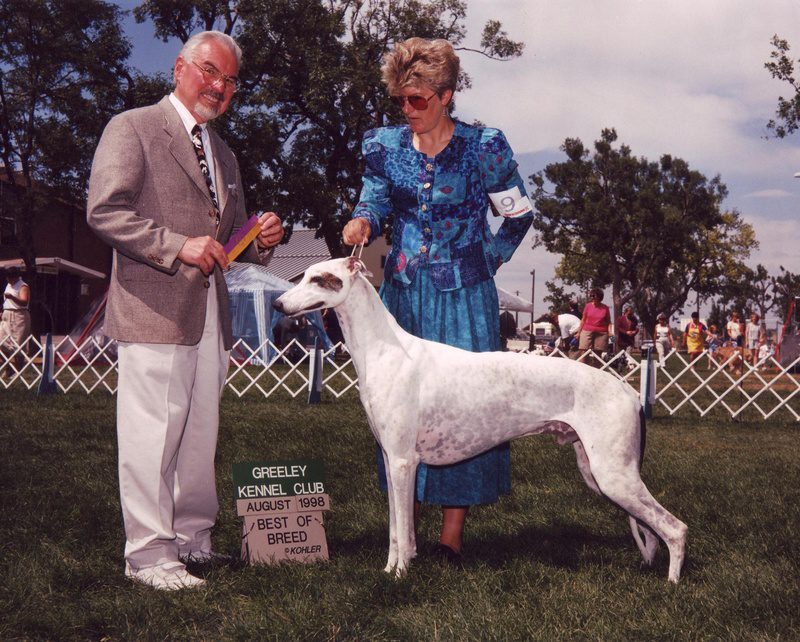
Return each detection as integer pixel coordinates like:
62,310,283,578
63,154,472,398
488,186,533,219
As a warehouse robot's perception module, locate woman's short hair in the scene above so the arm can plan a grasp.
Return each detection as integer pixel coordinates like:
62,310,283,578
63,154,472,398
589,288,604,302
381,37,460,95
177,31,242,73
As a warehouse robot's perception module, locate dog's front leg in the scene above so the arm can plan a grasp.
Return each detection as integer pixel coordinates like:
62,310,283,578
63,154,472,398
381,450,400,573
386,455,418,577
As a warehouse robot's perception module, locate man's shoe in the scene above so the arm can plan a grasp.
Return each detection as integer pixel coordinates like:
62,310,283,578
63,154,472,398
125,561,206,590
180,550,236,565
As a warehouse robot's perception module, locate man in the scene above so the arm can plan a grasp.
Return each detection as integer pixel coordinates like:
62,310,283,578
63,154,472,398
615,306,638,355
538,312,580,352
87,31,284,590
499,310,517,351
1,266,31,377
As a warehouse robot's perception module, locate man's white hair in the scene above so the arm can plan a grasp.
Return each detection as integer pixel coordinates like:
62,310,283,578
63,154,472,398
175,30,242,83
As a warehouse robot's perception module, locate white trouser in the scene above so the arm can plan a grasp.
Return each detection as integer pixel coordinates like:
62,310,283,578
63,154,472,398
655,339,671,366
116,279,229,570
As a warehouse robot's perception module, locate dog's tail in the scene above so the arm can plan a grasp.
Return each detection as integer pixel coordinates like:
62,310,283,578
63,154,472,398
638,407,647,469
628,407,656,563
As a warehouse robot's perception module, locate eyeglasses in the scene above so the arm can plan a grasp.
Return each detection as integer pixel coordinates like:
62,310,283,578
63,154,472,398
390,93,437,110
191,60,239,92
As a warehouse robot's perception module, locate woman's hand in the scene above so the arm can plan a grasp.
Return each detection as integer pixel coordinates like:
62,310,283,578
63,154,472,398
343,218,371,246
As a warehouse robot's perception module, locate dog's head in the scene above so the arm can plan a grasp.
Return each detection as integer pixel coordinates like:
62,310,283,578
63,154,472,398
273,257,372,316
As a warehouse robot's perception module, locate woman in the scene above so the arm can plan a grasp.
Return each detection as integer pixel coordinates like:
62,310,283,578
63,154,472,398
726,312,743,347
745,312,765,366
682,311,707,369
653,313,674,368
705,324,720,370
342,37,532,562
576,288,611,366
1,267,31,377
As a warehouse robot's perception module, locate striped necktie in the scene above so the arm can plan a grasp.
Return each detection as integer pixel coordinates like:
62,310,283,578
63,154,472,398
190,124,220,227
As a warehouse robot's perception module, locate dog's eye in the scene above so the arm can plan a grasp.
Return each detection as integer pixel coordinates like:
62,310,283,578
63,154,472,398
310,274,343,291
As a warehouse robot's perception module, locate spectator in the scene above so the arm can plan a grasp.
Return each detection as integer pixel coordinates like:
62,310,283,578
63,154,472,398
1,266,31,377
745,312,766,366
726,312,743,347
653,313,674,368
576,288,611,367
322,308,344,358
615,306,638,356
499,310,518,351
683,311,707,370
538,312,581,353
757,339,774,370
705,324,721,370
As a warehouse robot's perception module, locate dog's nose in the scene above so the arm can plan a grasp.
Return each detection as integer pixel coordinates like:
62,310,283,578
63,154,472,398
272,298,285,313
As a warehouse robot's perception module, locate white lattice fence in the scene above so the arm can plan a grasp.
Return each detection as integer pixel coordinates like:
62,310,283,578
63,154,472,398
650,349,800,421
2,335,798,420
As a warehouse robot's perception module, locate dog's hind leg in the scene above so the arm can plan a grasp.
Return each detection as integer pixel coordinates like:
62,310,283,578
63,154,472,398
590,464,687,582
573,440,601,495
576,440,658,567
628,516,659,566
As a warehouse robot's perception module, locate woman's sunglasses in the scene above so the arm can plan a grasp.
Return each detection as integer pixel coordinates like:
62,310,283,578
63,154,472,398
390,93,437,110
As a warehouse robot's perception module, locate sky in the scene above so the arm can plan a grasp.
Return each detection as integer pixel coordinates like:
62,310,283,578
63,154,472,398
116,0,800,325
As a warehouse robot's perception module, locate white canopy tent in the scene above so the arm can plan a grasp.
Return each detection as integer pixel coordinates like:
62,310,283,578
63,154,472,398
226,262,330,363
497,287,533,313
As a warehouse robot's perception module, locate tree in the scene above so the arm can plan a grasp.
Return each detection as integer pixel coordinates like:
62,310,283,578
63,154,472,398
765,34,800,138
713,263,776,322
0,0,165,268
773,266,800,322
133,0,524,256
543,279,586,317
712,264,800,328
530,128,757,333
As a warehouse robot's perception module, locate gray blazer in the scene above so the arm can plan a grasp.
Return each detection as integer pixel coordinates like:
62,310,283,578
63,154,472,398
87,97,261,349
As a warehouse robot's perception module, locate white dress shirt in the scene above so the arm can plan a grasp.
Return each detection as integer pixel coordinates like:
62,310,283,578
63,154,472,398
168,93,218,198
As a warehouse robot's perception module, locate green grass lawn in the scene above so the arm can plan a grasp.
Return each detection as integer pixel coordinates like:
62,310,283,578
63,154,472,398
1,389,798,641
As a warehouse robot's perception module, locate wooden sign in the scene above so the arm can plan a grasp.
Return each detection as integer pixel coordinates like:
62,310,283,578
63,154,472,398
232,460,331,565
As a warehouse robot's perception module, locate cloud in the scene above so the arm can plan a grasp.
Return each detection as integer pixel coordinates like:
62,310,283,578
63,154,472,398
457,0,800,308
743,215,800,272
743,189,794,198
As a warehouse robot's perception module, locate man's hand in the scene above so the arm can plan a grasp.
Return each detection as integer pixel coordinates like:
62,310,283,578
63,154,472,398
343,218,371,246
177,236,229,276
256,212,284,249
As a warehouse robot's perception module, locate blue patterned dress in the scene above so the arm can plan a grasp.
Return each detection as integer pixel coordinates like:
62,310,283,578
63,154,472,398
353,120,532,505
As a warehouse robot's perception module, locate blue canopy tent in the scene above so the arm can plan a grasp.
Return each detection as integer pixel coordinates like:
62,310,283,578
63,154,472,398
225,262,330,364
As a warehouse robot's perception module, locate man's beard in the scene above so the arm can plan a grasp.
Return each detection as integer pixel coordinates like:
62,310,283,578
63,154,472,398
194,89,225,121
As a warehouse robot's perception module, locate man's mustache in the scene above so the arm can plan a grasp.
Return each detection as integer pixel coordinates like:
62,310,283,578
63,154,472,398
201,89,225,102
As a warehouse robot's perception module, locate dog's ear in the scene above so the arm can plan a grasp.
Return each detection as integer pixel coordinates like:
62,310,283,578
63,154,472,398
346,256,374,278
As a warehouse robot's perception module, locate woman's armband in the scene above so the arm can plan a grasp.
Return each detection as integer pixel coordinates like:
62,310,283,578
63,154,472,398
488,186,533,218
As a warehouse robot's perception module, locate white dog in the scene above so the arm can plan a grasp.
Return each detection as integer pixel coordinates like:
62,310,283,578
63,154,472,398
274,258,687,582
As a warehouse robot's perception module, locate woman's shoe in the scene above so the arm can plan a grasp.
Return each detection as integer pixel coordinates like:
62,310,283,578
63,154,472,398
432,543,463,568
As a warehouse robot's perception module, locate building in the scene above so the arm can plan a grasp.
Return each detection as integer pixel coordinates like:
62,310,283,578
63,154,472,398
0,170,109,336
261,228,389,288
